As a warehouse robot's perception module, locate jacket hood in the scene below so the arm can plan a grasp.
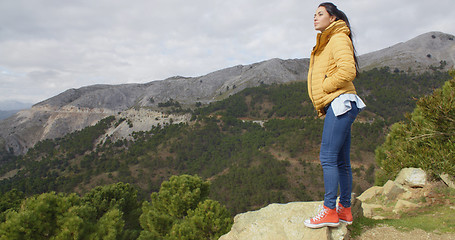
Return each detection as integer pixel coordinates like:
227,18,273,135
313,20,350,53
323,20,350,36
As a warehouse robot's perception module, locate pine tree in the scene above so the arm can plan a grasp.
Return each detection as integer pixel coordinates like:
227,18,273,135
139,175,232,240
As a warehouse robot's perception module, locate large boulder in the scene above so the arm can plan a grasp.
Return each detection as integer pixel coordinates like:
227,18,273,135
219,201,358,240
394,168,427,188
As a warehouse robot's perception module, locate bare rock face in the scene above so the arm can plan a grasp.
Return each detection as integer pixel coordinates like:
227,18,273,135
138,58,310,107
225,168,454,240
34,58,309,111
100,109,191,145
357,186,383,202
35,84,148,110
0,105,115,154
0,106,192,155
359,32,455,73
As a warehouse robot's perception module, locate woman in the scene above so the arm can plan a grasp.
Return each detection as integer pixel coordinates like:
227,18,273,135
304,2,366,229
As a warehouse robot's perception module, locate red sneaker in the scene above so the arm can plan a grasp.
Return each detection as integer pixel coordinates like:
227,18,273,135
304,205,340,228
337,202,353,224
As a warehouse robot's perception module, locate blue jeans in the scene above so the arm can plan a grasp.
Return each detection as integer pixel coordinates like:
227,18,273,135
320,102,360,209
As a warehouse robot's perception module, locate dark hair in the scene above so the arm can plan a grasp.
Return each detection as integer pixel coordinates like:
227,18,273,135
319,2,359,75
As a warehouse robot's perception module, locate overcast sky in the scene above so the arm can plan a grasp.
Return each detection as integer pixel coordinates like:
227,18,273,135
1,0,454,104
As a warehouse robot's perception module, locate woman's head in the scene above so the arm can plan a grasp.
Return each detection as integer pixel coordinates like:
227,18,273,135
315,2,351,30
313,5,335,32
314,2,351,32
314,2,359,75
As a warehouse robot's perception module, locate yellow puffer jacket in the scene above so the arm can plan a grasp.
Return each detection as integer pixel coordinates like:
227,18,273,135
307,20,357,117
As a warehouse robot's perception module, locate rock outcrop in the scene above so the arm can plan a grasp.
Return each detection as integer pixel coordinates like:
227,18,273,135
219,195,362,240
0,105,191,154
101,109,191,144
359,31,455,73
358,168,430,219
0,105,116,154
219,168,454,239
219,202,345,240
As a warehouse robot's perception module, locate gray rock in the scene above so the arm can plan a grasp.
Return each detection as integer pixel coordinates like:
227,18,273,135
395,168,427,188
383,180,406,200
361,203,384,218
357,186,383,202
440,173,455,189
393,199,419,214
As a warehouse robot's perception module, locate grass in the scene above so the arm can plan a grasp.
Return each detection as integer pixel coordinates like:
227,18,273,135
349,186,455,238
385,205,455,233
348,216,379,238
349,205,455,238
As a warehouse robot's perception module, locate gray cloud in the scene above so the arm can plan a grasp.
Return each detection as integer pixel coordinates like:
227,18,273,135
0,0,454,104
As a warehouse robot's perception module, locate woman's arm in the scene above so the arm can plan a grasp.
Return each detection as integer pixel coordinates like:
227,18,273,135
322,33,357,93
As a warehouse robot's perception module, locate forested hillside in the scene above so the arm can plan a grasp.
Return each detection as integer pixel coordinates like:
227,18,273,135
0,68,450,217
0,175,232,239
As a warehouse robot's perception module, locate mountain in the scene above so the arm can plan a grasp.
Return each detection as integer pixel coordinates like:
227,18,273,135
35,58,309,110
0,100,33,111
0,100,33,120
359,31,455,72
0,110,20,121
0,58,309,155
0,31,454,155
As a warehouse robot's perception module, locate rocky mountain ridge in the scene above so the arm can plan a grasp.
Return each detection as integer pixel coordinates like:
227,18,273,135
35,58,309,110
1,31,454,155
359,31,455,72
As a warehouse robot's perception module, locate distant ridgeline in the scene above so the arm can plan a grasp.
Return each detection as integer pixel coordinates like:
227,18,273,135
0,110,20,120
0,67,450,212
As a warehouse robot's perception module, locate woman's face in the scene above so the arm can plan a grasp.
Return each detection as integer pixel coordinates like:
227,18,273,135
314,6,336,32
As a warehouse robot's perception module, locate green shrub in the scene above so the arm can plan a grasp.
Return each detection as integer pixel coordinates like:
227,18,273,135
375,70,455,184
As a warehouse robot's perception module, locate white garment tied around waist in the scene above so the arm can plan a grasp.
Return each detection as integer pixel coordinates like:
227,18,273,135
331,94,366,117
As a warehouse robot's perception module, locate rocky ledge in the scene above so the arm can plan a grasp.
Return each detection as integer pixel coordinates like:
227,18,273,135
219,201,357,240
219,168,455,240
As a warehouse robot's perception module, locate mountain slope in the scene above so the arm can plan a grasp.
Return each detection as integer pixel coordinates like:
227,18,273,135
359,31,455,72
0,100,33,120
35,58,309,110
0,70,451,216
0,31,454,155
1,58,309,155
